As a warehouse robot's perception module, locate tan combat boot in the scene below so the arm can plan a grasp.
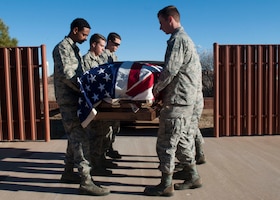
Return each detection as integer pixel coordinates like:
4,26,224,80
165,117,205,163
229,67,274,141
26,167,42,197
60,165,80,184
79,175,110,196
90,155,113,176
144,172,174,196
174,164,202,190
195,139,206,164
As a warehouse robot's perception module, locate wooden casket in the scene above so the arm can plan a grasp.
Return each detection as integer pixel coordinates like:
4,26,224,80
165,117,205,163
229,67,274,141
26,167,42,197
94,100,161,121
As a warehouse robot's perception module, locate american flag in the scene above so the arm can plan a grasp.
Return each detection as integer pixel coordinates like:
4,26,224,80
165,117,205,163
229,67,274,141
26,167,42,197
77,61,162,127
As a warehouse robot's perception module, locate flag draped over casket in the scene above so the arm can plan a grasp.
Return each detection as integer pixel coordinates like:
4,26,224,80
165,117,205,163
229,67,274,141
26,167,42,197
77,61,163,127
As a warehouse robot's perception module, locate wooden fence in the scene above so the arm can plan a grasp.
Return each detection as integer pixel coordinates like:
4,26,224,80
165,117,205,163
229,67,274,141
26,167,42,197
0,45,50,141
214,43,280,137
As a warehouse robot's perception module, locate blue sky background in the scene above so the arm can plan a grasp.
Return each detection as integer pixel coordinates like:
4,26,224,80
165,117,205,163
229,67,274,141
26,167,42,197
1,0,280,75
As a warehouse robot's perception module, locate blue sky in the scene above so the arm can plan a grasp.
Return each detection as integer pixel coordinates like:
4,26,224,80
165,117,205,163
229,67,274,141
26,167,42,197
1,0,280,75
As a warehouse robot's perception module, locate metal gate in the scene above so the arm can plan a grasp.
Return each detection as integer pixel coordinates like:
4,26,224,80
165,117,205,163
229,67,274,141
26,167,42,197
214,43,280,137
0,45,50,141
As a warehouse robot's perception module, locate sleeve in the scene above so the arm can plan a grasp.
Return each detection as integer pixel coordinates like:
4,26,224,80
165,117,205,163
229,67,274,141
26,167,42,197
83,56,91,71
153,39,184,95
57,45,82,93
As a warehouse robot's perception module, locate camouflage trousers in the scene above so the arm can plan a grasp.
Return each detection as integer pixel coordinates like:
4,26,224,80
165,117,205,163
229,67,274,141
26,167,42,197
86,120,112,164
103,120,120,149
65,126,91,176
191,91,204,144
87,120,120,160
157,104,195,174
59,104,91,178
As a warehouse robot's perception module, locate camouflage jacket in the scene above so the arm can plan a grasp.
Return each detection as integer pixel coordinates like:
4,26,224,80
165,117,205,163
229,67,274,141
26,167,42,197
153,27,202,106
100,49,118,63
52,36,84,106
83,51,103,71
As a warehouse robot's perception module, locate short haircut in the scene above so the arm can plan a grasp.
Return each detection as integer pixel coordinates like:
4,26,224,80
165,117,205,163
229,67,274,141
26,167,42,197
89,33,106,46
70,18,91,31
157,5,180,22
107,32,121,42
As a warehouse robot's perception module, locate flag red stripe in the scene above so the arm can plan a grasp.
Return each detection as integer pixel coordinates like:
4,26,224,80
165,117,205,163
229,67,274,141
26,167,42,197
126,73,155,97
127,62,142,89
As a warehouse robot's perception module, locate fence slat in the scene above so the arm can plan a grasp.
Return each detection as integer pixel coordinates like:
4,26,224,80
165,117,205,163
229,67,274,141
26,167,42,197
41,45,50,142
278,45,280,134
3,48,14,140
15,48,25,140
236,46,241,136
268,45,273,135
257,46,263,135
214,43,220,137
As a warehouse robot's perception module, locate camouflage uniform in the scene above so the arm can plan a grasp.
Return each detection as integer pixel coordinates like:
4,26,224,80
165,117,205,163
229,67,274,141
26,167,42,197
100,49,121,156
192,89,204,146
83,51,103,71
153,27,202,174
82,51,116,169
86,120,112,165
53,36,91,178
100,48,117,63
176,66,204,162
176,84,204,166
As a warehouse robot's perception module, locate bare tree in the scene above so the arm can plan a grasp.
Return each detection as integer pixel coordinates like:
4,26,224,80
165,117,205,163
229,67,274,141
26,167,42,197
198,48,214,97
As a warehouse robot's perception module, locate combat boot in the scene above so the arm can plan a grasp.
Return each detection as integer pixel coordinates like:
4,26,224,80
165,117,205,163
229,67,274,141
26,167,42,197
101,154,118,168
173,166,189,180
90,166,112,176
174,164,202,190
79,175,110,196
195,139,206,164
90,156,113,176
60,165,80,184
106,146,122,159
144,173,174,196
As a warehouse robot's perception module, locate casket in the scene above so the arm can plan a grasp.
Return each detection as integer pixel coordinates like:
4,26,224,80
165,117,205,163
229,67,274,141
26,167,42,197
94,100,161,121
77,61,163,128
